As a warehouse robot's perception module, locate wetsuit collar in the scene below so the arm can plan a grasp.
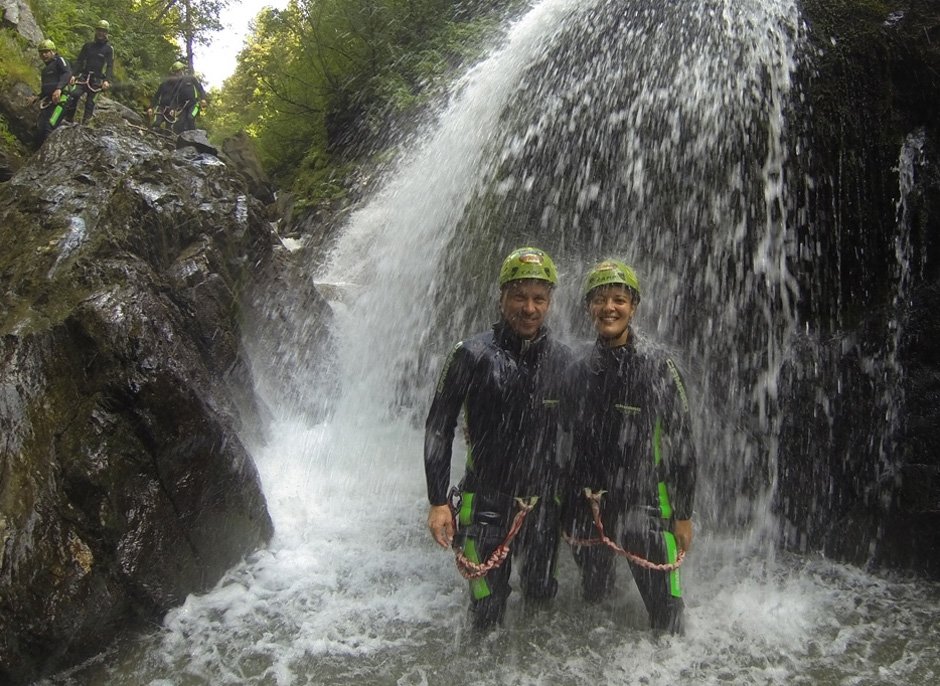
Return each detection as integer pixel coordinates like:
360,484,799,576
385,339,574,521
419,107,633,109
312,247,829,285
494,319,548,357
589,327,636,372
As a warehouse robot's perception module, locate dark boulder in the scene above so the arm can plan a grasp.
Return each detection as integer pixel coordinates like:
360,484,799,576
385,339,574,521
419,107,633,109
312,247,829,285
221,130,277,206
0,81,42,148
0,120,278,684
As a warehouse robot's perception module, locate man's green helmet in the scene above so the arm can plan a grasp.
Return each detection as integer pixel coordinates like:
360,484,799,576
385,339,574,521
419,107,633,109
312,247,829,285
38,39,56,52
96,20,110,31
498,247,558,287
171,61,186,73
583,259,641,301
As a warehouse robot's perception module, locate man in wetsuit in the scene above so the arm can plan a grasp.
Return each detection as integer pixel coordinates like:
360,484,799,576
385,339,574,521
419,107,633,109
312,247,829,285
425,247,571,631
149,61,207,133
64,19,113,124
148,62,185,131
562,259,696,634
35,39,72,147
171,65,207,133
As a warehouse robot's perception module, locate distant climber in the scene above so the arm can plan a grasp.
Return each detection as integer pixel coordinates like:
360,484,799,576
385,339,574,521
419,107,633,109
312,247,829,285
35,39,71,146
148,61,207,134
63,19,113,124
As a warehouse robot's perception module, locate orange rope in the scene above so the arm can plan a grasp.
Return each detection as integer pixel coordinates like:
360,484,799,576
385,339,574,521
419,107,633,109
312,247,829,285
564,489,685,571
454,497,538,580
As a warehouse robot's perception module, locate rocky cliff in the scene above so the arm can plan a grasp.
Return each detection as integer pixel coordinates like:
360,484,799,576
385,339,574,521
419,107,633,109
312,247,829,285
0,121,280,684
778,0,940,575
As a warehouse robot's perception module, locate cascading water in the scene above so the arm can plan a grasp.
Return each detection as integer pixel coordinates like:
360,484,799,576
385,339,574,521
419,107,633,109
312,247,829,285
42,1,940,684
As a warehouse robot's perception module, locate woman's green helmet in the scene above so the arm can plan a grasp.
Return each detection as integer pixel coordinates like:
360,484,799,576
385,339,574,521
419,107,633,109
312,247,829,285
38,39,56,52
498,247,558,287
583,259,641,301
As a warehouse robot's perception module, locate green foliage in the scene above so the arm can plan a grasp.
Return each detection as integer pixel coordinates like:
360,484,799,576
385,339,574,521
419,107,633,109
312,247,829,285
213,0,526,211
29,0,225,110
0,29,36,88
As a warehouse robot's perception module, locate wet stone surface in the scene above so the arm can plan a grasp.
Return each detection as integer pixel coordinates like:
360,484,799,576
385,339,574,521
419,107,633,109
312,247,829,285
0,121,279,684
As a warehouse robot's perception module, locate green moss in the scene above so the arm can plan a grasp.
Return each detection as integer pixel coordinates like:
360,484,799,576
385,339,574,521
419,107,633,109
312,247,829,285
0,28,39,89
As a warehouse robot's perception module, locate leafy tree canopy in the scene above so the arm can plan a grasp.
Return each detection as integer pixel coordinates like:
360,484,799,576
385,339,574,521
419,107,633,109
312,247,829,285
207,0,526,210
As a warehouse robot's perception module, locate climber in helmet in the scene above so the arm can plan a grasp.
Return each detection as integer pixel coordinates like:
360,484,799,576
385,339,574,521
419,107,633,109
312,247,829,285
149,61,207,134
425,247,572,631
63,19,114,124
35,39,72,146
170,62,207,133
560,259,697,634
148,61,186,131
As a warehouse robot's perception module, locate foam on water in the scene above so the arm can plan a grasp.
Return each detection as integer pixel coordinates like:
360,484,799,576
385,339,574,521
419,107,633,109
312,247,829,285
45,415,940,685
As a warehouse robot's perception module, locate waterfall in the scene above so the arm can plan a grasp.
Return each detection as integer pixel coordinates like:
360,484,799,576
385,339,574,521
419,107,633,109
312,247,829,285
41,2,940,684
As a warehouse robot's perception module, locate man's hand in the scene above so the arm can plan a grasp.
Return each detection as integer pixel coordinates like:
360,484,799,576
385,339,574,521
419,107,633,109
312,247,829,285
102,80,110,91
427,504,454,549
51,89,61,103
673,519,693,553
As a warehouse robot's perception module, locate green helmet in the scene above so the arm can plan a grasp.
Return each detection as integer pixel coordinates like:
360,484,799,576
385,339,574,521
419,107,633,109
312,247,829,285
38,39,56,52
498,247,558,288
171,61,186,73
96,20,110,31
583,259,641,300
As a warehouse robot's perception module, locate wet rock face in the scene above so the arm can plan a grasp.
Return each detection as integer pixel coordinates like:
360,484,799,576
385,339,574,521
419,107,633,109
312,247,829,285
0,0,43,44
0,122,277,684
777,1,940,577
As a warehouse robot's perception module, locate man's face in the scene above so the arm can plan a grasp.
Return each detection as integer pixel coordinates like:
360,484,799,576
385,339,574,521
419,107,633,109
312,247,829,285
588,284,637,346
500,280,552,340
39,49,53,63
95,29,108,41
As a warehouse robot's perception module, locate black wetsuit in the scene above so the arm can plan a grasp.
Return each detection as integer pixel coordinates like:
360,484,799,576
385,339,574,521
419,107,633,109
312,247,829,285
172,74,206,133
65,38,113,123
37,54,71,145
150,75,182,130
562,332,696,632
425,320,571,629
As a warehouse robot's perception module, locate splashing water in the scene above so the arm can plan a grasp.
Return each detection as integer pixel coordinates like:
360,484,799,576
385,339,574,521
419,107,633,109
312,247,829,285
43,1,940,684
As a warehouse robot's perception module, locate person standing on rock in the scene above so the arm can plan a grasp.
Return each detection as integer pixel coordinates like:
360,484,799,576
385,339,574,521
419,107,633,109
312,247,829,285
64,19,113,124
148,61,185,131
561,259,697,634
425,247,572,631
171,64,207,133
35,39,72,146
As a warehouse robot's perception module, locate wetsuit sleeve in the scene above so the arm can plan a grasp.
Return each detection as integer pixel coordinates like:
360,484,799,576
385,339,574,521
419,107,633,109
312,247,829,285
104,45,114,82
424,342,472,506
55,57,72,91
557,359,588,508
153,79,172,107
75,44,89,75
661,358,697,520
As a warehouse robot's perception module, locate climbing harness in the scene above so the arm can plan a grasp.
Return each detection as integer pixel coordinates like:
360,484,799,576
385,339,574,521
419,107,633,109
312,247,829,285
453,495,539,580
564,488,685,571
151,106,179,128
38,92,71,127
72,74,104,93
